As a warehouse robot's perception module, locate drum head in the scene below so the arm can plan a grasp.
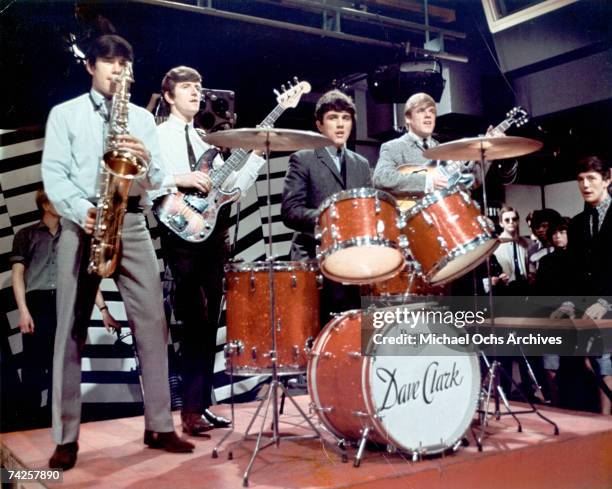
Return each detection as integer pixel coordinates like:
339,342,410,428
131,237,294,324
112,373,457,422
363,307,480,453
429,237,499,284
321,246,404,283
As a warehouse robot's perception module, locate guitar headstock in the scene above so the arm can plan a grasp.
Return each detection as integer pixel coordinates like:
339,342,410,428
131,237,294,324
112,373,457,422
506,106,529,128
275,78,311,109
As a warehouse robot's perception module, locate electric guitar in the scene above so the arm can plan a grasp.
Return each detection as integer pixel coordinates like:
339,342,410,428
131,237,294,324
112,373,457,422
396,106,529,211
154,80,311,242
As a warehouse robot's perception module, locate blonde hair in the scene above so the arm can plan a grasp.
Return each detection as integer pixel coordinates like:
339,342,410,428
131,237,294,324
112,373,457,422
404,92,436,116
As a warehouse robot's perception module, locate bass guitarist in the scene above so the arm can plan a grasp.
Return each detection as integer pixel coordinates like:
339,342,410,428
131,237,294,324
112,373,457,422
154,66,263,435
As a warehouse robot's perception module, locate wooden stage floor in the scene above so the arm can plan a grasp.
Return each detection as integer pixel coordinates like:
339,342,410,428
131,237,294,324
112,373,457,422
2,395,611,489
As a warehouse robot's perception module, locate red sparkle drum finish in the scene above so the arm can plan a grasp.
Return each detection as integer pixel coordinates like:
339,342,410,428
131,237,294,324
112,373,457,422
224,261,320,374
404,187,498,285
317,188,406,284
364,263,448,297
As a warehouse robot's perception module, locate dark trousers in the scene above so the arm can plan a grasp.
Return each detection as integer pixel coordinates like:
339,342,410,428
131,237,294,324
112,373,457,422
21,290,57,423
162,231,228,413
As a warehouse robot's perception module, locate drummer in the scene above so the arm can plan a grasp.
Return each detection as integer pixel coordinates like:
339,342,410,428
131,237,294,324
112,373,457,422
372,92,478,198
281,89,372,323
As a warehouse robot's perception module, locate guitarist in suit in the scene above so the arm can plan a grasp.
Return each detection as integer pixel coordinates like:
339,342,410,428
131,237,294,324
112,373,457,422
155,66,264,434
281,90,372,324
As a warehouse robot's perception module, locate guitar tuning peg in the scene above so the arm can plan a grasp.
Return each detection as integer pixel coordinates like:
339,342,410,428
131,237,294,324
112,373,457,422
273,89,281,97
293,76,298,83
286,80,292,88
281,84,287,91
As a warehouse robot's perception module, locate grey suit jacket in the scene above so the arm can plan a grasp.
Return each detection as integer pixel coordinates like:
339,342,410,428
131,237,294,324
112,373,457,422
281,147,372,260
373,132,480,198
372,133,436,197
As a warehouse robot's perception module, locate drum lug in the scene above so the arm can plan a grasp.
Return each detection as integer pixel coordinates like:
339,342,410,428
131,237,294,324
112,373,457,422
291,274,297,288
375,197,381,214
314,405,334,414
304,336,314,354
224,340,244,357
314,225,322,240
422,210,433,226
352,411,369,418
331,223,340,240
347,351,362,359
436,236,449,251
251,346,258,360
460,190,471,205
250,271,255,291
330,203,338,219
396,215,406,230
398,234,409,249
316,273,323,289
376,219,385,237
310,351,333,359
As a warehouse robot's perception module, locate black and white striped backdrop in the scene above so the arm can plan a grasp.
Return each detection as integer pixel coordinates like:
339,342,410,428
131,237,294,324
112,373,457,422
0,126,294,418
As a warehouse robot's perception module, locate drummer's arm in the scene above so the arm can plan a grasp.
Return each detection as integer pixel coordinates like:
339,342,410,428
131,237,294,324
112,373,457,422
281,153,319,232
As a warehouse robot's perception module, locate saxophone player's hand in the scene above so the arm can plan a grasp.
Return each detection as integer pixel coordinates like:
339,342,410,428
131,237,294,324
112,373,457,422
85,207,97,235
116,134,151,164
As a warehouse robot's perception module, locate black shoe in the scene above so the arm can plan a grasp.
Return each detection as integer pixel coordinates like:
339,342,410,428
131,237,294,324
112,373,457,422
144,430,195,452
49,442,78,470
180,412,214,436
203,408,231,428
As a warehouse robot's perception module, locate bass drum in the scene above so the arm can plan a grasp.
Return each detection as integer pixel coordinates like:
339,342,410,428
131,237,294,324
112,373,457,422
308,305,480,455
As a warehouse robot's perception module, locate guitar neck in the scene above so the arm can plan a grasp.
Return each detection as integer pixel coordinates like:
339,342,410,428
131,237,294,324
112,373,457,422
211,104,285,188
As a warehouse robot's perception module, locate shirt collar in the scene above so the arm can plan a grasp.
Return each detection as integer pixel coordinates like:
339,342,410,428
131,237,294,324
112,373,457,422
167,113,195,131
325,145,344,159
406,130,431,148
595,194,611,215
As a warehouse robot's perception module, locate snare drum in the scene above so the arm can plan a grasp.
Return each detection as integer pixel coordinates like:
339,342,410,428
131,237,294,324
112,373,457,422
316,188,406,284
404,187,498,285
308,305,480,455
224,261,320,374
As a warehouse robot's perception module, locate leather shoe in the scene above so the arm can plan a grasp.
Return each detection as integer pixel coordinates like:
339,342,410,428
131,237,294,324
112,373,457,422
181,412,214,436
49,442,78,470
144,430,194,452
203,408,231,428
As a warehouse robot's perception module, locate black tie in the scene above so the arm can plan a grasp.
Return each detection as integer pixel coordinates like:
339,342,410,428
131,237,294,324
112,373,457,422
422,139,429,150
512,241,523,280
591,206,599,238
185,125,197,171
338,148,347,187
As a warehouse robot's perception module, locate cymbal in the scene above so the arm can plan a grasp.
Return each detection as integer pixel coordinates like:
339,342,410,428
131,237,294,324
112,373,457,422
201,128,331,151
423,136,543,161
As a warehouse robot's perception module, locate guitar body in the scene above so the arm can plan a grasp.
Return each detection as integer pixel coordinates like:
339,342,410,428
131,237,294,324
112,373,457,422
395,164,434,212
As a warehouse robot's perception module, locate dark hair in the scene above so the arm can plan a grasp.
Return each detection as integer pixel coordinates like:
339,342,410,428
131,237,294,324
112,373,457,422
161,66,202,97
35,189,49,213
530,208,562,231
314,90,356,123
576,156,610,180
546,216,570,242
86,34,133,65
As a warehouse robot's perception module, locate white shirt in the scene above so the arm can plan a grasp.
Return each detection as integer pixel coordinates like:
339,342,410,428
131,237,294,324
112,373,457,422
42,89,176,228
493,231,529,281
155,113,265,199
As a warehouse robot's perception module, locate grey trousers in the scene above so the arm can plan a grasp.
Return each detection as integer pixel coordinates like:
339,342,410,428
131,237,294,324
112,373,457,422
52,214,174,444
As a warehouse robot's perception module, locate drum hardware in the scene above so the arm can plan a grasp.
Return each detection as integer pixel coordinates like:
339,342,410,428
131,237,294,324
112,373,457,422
210,127,347,485
347,351,361,358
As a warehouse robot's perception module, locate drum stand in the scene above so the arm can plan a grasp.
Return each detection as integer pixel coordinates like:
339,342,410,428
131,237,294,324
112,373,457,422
211,135,347,487
473,144,559,450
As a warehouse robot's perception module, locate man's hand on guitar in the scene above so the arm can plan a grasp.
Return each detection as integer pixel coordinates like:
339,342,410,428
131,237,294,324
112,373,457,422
432,168,449,190
175,171,212,194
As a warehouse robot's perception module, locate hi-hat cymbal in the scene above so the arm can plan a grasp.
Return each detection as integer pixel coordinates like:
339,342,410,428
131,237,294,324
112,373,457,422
201,128,331,151
423,136,543,161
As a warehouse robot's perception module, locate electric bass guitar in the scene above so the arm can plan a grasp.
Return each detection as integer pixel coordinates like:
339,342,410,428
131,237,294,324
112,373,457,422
396,106,529,211
154,80,311,242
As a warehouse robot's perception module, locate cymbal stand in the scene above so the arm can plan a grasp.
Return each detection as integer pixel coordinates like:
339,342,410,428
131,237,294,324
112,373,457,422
474,142,559,450
213,136,346,487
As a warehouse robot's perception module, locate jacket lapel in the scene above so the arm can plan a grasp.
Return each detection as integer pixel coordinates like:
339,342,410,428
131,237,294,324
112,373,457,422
316,147,344,188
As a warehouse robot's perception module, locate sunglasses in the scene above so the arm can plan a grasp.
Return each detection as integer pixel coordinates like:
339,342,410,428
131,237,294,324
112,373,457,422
503,217,519,223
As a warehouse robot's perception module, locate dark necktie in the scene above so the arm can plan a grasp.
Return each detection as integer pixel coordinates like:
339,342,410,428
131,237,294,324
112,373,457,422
591,206,599,238
337,148,347,187
185,125,197,171
512,241,523,280
422,139,429,150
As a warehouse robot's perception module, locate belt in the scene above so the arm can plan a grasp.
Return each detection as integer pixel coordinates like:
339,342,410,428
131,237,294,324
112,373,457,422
126,196,144,213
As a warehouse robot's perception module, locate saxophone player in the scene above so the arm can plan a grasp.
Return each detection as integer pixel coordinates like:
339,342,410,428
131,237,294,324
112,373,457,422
42,34,194,471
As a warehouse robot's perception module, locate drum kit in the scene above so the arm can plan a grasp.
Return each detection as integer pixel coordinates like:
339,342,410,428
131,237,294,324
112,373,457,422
203,126,545,482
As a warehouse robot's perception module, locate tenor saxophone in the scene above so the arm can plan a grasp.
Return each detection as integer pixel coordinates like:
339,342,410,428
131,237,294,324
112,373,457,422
87,62,148,277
